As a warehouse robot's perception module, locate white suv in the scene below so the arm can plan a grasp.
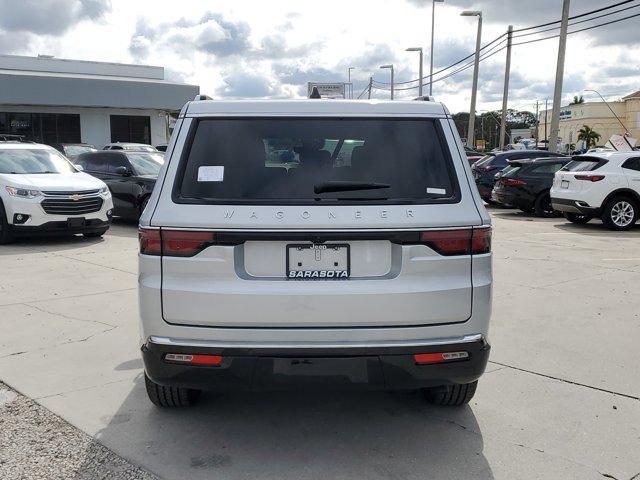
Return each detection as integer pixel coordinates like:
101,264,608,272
0,142,113,243
551,152,640,230
138,99,493,408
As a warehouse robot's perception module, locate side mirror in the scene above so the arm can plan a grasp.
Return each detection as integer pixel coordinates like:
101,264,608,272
74,164,84,171
115,166,132,176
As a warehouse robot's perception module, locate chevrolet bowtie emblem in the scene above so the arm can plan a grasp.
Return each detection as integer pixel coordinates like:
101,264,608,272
69,194,83,201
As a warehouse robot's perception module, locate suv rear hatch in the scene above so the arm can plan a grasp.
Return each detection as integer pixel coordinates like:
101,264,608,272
154,116,485,328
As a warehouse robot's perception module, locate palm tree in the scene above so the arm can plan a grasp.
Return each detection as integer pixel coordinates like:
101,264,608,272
577,125,601,150
570,95,584,105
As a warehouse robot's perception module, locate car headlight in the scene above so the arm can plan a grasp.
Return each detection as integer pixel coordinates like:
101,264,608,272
99,186,110,195
6,186,42,198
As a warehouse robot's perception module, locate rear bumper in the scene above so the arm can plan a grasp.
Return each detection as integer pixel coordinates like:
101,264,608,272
551,197,601,216
142,334,490,391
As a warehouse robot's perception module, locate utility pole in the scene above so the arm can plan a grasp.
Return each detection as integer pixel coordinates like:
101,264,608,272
367,77,373,99
534,100,539,145
544,98,548,145
499,25,513,149
348,67,355,99
548,0,570,153
461,10,482,149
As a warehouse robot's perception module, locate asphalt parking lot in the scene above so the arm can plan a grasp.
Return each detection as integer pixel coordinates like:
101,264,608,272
1,212,639,480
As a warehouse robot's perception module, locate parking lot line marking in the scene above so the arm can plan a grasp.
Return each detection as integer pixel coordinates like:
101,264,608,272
601,258,640,261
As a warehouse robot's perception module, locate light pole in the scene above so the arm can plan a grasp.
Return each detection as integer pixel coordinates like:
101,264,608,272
348,67,355,99
406,48,423,97
461,10,482,149
379,64,394,100
584,89,630,135
429,0,445,96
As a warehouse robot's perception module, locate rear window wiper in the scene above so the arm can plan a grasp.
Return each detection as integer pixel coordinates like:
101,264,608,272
314,181,391,194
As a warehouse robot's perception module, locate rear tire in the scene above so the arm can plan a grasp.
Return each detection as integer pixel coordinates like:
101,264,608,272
601,196,638,231
534,191,556,217
144,373,201,408
563,212,591,224
0,201,14,244
83,229,108,238
422,381,478,406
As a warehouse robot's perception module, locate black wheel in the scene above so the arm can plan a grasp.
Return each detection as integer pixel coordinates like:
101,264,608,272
0,201,14,245
563,212,591,224
534,191,556,217
144,373,201,408
83,229,108,238
422,381,478,406
601,196,638,231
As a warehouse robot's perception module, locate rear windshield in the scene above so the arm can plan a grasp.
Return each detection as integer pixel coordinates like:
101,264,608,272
562,158,606,172
175,118,458,204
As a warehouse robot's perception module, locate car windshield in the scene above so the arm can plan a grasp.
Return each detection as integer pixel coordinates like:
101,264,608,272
124,145,156,152
126,152,164,176
64,145,96,157
0,148,77,174
177,118,458,204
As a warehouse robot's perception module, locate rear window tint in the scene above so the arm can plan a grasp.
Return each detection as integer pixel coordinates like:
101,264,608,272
175,118,459,204
562,159,606,172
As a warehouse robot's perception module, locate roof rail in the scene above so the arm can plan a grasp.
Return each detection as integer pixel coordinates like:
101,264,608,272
193,94,212,101
413,95,434,102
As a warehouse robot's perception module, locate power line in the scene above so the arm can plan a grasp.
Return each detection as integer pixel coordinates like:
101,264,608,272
513,1,640,38
513,11,640,47
512,0,637,32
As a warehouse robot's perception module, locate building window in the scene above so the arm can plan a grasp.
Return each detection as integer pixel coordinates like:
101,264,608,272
0,112,80,144
110,115,151,144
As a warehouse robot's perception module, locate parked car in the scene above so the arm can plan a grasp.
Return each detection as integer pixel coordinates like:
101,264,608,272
492,157,572,216
155,145,168,152
471,150,567,204
0,143,113,243
138,98,492,408
551,152,640,230
51,143,97,160
102,142,158,152
465,147,483,166
75,150,163,219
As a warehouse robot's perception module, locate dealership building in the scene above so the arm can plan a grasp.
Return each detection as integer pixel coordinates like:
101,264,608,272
537,91,640,150
0,54,199,148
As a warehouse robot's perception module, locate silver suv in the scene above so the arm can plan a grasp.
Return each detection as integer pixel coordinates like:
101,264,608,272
138,98,492,407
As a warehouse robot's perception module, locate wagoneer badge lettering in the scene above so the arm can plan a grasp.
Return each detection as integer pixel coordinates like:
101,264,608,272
219,209,418,221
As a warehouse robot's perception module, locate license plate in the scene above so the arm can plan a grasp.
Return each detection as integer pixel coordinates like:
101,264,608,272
561,180,570,189
67,217,86,228
287,244,350,280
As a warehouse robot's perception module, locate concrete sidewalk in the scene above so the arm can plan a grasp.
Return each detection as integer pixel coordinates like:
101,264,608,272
0,215,639,480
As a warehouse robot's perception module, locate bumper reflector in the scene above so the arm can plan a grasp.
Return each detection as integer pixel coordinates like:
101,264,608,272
414,351,469,364
165,353,223,366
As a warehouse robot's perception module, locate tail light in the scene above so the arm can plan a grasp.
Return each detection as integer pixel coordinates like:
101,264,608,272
503,178,526,186
575,175,605,182
420,227,491,256
162,230,216,257
138,228,216,257
139,228,161,256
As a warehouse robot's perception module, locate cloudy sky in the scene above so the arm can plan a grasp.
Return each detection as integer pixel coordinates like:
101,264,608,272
0,0,638,113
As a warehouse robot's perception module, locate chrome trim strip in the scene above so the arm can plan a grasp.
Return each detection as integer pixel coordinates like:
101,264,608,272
159,226,484,232
147,333,484,350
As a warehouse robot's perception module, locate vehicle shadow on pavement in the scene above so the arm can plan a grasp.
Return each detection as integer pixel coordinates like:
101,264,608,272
553,221,640,236
83,374,493,480
0,234,105,255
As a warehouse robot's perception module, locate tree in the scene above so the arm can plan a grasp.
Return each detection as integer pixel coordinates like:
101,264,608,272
570,95,584,105
577,125,601,150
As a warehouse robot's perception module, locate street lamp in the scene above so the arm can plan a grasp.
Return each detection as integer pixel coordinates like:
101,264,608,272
406,47,423,97
429,0,445,96
379,64,394,100
461,10,482,149
348,67,355,99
